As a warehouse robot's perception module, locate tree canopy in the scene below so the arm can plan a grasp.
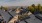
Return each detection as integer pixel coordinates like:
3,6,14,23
27,4,42,14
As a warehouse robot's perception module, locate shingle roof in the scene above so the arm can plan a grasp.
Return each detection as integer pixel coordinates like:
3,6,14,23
19,14,42,23
0,10,12,23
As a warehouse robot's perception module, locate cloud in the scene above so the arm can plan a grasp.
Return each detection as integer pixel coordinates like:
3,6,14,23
0,0,42,6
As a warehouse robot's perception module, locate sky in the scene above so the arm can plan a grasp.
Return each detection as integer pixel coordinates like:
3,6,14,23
0,0,42,6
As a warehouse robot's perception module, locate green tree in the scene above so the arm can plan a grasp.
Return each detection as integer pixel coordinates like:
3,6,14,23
32,4,35,8
0,6,4,10
28,4,35,13
4,7,8,11
37,4,41,11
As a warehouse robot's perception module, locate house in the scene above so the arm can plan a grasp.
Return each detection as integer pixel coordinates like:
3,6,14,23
0,10,12,23
19,14,42,23
8,7,29,23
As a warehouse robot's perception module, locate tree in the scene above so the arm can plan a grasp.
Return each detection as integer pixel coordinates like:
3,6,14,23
32,4,36,12
0,6,4,10
39,6,42,13
4,7,8,11
27,5,35,14
32,4,35,8
37,4,41,11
